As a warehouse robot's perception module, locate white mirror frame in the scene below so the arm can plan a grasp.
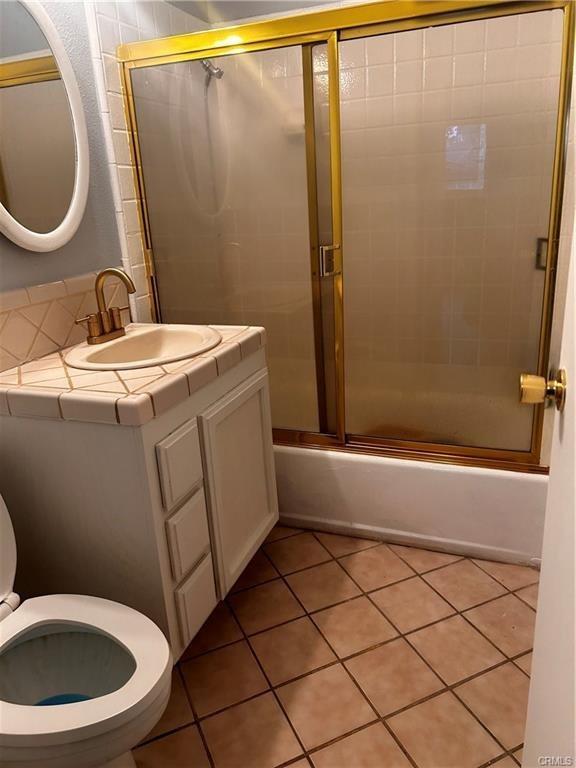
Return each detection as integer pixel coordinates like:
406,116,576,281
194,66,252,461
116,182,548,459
0,0,89,252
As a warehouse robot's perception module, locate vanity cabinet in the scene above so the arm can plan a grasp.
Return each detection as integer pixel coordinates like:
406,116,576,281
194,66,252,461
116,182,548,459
0,345,278,659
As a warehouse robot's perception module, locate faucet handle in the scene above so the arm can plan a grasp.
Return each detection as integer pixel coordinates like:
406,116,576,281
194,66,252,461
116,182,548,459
118,304,133,321
109,305,132,332
75,313,102,338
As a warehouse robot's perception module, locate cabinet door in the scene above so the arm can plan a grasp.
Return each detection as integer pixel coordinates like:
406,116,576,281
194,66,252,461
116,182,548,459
200,369,279,595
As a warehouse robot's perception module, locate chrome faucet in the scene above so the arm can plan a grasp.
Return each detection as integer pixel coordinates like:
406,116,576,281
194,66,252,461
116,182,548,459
76,268,136,345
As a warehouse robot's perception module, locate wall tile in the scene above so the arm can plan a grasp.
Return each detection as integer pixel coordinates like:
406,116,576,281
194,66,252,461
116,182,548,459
96,13,120,55
0,274,98,371
0,289,30,312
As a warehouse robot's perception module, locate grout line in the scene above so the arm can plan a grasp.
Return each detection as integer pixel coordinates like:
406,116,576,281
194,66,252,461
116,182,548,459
275,539,419,767
280,534,531,760
224,591,310,763
299,539,519,759
175,665,216,768
137,719,195,749
151,530,537,766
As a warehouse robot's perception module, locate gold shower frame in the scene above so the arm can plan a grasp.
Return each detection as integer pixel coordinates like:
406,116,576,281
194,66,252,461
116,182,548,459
118,0,574,474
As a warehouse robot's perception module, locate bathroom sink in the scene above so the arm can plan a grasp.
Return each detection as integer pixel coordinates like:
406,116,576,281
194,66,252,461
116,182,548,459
65,323,222,370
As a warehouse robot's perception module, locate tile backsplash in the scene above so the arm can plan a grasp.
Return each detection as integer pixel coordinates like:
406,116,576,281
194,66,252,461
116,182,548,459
0,273,128,372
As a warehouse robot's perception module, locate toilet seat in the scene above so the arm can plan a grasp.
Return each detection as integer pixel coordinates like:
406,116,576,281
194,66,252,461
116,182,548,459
0,594,171,748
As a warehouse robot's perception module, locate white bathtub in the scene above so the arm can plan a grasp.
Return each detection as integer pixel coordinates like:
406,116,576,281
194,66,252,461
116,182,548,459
274,445,548,566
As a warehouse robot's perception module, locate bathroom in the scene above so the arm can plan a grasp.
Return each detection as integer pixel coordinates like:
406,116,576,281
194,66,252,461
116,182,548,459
0,0,574,765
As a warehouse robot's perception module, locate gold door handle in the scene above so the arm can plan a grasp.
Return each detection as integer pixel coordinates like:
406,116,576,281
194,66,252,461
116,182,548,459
520,370,567,412
319,244,341,277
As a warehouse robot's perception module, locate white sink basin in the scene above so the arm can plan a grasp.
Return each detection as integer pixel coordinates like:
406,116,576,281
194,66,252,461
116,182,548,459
65,323,222,371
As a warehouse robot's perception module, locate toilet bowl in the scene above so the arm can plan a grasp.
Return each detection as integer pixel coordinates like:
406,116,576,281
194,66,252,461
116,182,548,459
0,496,172,768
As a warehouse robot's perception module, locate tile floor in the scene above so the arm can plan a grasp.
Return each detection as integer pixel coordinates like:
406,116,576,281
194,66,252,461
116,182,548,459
134,526,539,768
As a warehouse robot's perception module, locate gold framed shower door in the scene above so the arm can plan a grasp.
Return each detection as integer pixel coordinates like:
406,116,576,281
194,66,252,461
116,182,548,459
118,0,574,473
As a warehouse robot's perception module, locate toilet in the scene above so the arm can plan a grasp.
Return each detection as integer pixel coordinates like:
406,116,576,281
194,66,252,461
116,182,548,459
0,495,172,768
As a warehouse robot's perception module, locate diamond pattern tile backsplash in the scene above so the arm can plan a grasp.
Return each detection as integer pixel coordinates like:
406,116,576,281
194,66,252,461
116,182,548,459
0,272,129,372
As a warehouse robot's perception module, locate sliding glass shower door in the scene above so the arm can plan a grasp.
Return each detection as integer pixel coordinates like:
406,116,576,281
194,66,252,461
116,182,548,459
122,0,571,467
340,10,564,453
130,42,341,435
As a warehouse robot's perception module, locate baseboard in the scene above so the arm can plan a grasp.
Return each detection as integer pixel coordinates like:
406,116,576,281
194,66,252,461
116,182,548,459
280,513,541,568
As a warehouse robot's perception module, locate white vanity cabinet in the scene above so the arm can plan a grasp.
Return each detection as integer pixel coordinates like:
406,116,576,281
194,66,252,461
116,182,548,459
0,345,278,659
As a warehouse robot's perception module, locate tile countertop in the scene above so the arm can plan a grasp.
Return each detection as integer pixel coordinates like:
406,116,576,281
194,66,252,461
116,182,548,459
0,325,265,427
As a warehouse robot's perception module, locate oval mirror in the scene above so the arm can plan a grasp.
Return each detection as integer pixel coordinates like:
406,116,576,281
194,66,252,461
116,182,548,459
0,1,89,252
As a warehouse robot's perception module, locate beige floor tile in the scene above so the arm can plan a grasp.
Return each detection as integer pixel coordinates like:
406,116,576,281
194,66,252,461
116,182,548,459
311,596,397,657
264,533,331,575
464,594,536,657
339,545,414,591
389,544,462,573
141,671,194,742
473,559,539,590
514,747,524,764
286,561,361,612
201,692,303,768
265,525,302,543
407,615,505,684
181,640,268,717
134,725,210,768
514,652,532,675
250,617,336,685
228,579,304,635
231,550,279,592
423,560,507,610
455,663,530,749
516,582,539,609
371,576,455,633
315,532,379,557
277,664,376,750
346,638,443,716
311,723,412,768
182,602,243,659
388,691,502,768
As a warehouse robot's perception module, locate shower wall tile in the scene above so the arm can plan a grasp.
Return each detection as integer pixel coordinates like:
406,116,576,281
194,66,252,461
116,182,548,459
84,0,210,322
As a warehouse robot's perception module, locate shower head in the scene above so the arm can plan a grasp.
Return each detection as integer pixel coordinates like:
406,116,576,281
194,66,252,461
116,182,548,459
201,59,224,80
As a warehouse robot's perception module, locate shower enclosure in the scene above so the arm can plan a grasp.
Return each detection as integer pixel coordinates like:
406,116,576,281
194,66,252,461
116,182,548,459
120,0,573,471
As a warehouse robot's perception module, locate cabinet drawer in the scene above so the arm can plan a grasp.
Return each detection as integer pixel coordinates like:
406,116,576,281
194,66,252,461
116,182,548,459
156,418,203,511
175,554,217,647
166,488,210,582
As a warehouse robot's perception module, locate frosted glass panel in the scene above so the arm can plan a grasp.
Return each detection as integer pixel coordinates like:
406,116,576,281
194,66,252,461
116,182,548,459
341,11,563,450
131,47,319,432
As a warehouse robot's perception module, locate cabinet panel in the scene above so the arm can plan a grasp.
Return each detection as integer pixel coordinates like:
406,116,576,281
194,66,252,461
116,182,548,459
200,369,279,595
156,418,203,511
166,488,210,582
175,553,217,647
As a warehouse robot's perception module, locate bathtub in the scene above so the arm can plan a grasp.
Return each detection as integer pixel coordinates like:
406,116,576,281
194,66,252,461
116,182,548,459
274,445,548,566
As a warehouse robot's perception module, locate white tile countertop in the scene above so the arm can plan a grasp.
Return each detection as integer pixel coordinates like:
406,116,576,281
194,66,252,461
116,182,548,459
0,325,265,426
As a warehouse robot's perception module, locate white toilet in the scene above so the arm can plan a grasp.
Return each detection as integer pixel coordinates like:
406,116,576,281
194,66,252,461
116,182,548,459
0,495,172,768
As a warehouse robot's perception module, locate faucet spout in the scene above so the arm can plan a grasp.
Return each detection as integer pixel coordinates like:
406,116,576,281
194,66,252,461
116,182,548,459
75,267,138,345
95,267,136,313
